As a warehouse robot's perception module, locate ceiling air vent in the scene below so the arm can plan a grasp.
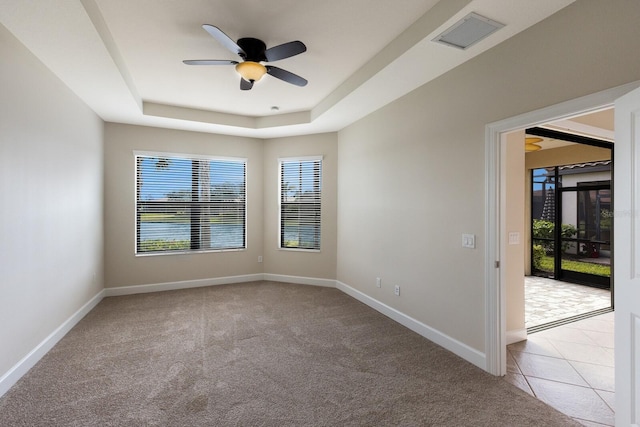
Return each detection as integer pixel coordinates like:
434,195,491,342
433,12,504,50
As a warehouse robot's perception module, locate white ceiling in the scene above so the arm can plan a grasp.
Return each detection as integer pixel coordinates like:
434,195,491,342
0,0,576,138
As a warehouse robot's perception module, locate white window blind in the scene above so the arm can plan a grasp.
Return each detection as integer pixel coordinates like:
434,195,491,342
279,157,322,250
135,153,246,254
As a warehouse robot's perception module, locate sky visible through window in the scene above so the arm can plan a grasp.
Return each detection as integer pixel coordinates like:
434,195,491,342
281,161,320,199
139,158,245,200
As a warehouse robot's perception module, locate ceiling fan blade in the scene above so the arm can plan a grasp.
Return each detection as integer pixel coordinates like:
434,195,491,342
265,41,306,62
240,78,253,91
266,66,307,87
183,59,239,66
202,24,246,58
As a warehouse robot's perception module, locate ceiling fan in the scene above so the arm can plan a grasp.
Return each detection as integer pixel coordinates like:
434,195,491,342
183,25,308,91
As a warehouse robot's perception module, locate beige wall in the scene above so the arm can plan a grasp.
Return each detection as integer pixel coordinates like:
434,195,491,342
0,24,104,376
104,125,338,287
504,132,526,339
336,0,640,352
262,133,338,280
104,124,264,287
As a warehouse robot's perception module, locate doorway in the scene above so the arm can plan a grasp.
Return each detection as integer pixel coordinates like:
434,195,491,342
486,82,640,427
496,105,617,425
483,81,640,377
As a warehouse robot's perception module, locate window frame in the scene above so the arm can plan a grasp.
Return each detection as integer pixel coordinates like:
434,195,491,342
134,150,247,256
278,155,323,252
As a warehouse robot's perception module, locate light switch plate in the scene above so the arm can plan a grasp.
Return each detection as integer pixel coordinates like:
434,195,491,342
462,234,475,249
508,232,520,245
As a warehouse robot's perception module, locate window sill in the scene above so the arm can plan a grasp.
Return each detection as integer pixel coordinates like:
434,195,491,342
135,248,246,257
278,247,321,253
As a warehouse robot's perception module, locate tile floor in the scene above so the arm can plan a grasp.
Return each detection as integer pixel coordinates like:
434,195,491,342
506,277,615,426
525,276,611,329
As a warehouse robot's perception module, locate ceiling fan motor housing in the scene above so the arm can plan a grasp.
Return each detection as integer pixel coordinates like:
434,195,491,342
237,38,267,62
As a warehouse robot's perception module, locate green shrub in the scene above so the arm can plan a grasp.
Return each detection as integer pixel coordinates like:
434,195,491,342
532,245,545,270
532,219,577,254
139,239,189,252
532,220,554,239
561,223,577,239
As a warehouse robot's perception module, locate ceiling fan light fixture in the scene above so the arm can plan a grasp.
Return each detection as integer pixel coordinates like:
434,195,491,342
525,137,543,152
185,26,307,90
235,61,267,82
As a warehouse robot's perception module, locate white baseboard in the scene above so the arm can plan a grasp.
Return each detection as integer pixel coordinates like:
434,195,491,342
0,289,105,398
104,274,264,297
506,328,527,345
263,274,336,288
336,281,486,371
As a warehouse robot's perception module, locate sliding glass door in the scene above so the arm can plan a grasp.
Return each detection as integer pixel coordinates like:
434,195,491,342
559,183,611,288
531,162,611,289
531,167,557,277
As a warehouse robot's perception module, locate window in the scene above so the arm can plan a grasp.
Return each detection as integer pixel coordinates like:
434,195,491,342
279,157,322,250
135,152,246,254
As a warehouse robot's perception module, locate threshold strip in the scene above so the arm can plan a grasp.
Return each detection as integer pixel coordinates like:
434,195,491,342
527,307,613,334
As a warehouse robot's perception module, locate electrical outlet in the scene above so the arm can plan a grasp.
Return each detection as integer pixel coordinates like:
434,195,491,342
258,256,263,263
376,277,382,288
394,285,400,296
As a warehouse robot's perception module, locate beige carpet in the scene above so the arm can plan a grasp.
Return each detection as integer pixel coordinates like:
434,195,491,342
0,281,579,426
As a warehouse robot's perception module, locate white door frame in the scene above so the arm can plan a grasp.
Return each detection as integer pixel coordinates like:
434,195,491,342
484,81,640,376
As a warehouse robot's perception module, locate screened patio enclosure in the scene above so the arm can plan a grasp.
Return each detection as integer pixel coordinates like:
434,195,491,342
531,161,611,289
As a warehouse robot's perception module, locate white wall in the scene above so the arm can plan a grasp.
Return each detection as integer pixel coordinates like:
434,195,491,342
562,171,611,188
336,0,640,354
0,24,104,379
103,123,264,288
262,134,338,281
